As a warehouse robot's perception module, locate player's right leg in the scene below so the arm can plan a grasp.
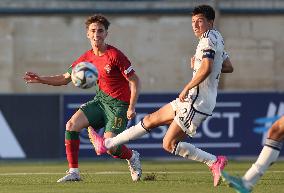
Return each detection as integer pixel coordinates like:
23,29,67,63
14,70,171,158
221,171,251,193
57,109,89,183
58,99,103,183
88,103,175,154
237,116,284,190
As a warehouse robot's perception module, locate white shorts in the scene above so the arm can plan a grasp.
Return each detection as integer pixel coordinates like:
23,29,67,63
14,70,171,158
170,98,208,137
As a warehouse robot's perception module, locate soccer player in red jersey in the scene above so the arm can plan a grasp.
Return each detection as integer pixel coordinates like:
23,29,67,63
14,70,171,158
88,5,234,187
23,14,142,182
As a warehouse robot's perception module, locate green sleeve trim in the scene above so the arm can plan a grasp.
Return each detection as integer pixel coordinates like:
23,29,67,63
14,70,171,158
67,65,72,75
65,131,80,140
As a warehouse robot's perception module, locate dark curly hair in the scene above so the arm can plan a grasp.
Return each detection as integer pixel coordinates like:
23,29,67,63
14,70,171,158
85,14,110,30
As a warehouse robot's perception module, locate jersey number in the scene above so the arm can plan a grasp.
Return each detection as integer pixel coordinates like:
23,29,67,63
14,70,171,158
113,117,123,128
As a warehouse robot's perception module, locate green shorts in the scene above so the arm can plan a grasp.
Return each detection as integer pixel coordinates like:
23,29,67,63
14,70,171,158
80,98,128,135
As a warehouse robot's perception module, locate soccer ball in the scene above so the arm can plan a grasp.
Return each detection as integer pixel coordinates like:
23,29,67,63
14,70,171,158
71,62,98,89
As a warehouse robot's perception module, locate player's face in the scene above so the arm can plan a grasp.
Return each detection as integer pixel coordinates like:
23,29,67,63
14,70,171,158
87,22,108,48
192,14,213,38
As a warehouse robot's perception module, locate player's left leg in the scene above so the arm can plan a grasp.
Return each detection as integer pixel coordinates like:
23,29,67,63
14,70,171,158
163,110,227,187
104,131,142,182
163,121,217,164
104,104,142,181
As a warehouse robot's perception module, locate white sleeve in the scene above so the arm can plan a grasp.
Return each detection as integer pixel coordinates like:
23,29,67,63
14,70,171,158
199,37,216,52
222,51,229,61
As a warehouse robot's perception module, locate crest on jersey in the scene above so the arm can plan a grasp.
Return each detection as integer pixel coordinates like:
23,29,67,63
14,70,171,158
104,64,111,74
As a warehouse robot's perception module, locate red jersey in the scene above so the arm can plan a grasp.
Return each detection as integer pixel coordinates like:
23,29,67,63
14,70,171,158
71,45,135,103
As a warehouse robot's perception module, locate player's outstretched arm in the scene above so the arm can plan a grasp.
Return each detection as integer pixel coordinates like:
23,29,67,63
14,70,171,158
221,57,234,73
23,72,71,86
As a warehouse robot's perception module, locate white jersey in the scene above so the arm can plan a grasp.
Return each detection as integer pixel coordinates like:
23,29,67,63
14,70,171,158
189,29,227,115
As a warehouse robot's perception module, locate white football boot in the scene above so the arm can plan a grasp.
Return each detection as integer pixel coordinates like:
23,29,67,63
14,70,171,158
127,150,142,182
57,170,81,183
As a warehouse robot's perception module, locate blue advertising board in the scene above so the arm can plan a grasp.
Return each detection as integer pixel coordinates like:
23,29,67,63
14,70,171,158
0,95,61,159
63,92,284,158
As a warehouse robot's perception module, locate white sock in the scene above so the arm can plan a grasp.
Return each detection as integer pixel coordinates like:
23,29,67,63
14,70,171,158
128,151,135,161
69,168,79,174
243,139,282,189
174,142,217,167
104,121,148,149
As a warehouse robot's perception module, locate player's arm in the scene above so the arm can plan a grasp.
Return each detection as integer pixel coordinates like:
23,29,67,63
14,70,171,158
24,71,71,86
221,55,233,73
126,73,141,120
221,51,233,73
179,57,213,102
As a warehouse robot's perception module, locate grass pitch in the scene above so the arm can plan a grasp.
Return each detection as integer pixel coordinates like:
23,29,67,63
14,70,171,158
0,160,284,193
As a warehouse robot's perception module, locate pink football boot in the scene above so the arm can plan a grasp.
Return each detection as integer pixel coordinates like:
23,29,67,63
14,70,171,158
209,155,228,186
87,127,107,155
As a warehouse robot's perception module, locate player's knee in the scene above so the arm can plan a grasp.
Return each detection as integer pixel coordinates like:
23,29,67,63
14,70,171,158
162,139,173,153
143,114,157,129
143,115,152,127
66,121,72,131
277,121,284,138
66,120,78,131
269,120,284,139
279,118,284,131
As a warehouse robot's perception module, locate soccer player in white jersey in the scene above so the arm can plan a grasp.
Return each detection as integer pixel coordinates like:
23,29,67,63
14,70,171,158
222,115,284,193
88,4,233,187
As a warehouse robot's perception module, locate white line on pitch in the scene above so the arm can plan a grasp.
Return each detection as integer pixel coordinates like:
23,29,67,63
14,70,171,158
0,170,283,176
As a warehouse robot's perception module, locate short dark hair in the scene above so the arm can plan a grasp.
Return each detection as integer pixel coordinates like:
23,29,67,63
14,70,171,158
191,5,215,21
85,14,110,30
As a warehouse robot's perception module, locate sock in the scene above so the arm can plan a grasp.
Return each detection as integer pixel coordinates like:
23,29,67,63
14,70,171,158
69,168,79,174
104,121,148,149
110,145,133,160
65,131,80,168
243,139,282,189
173,142,217,167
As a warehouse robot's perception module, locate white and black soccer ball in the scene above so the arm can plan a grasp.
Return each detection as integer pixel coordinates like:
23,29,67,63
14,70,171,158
71,62,98,89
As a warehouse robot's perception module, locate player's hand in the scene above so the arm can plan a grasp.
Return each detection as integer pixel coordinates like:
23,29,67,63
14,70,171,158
127,107,136,120
23,72,41,83
179,89,189,102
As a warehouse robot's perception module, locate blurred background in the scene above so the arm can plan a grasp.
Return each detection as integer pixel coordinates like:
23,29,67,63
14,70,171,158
0,0,283,160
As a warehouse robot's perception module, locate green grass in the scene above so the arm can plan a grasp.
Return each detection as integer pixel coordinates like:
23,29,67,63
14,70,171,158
0,160,284,193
